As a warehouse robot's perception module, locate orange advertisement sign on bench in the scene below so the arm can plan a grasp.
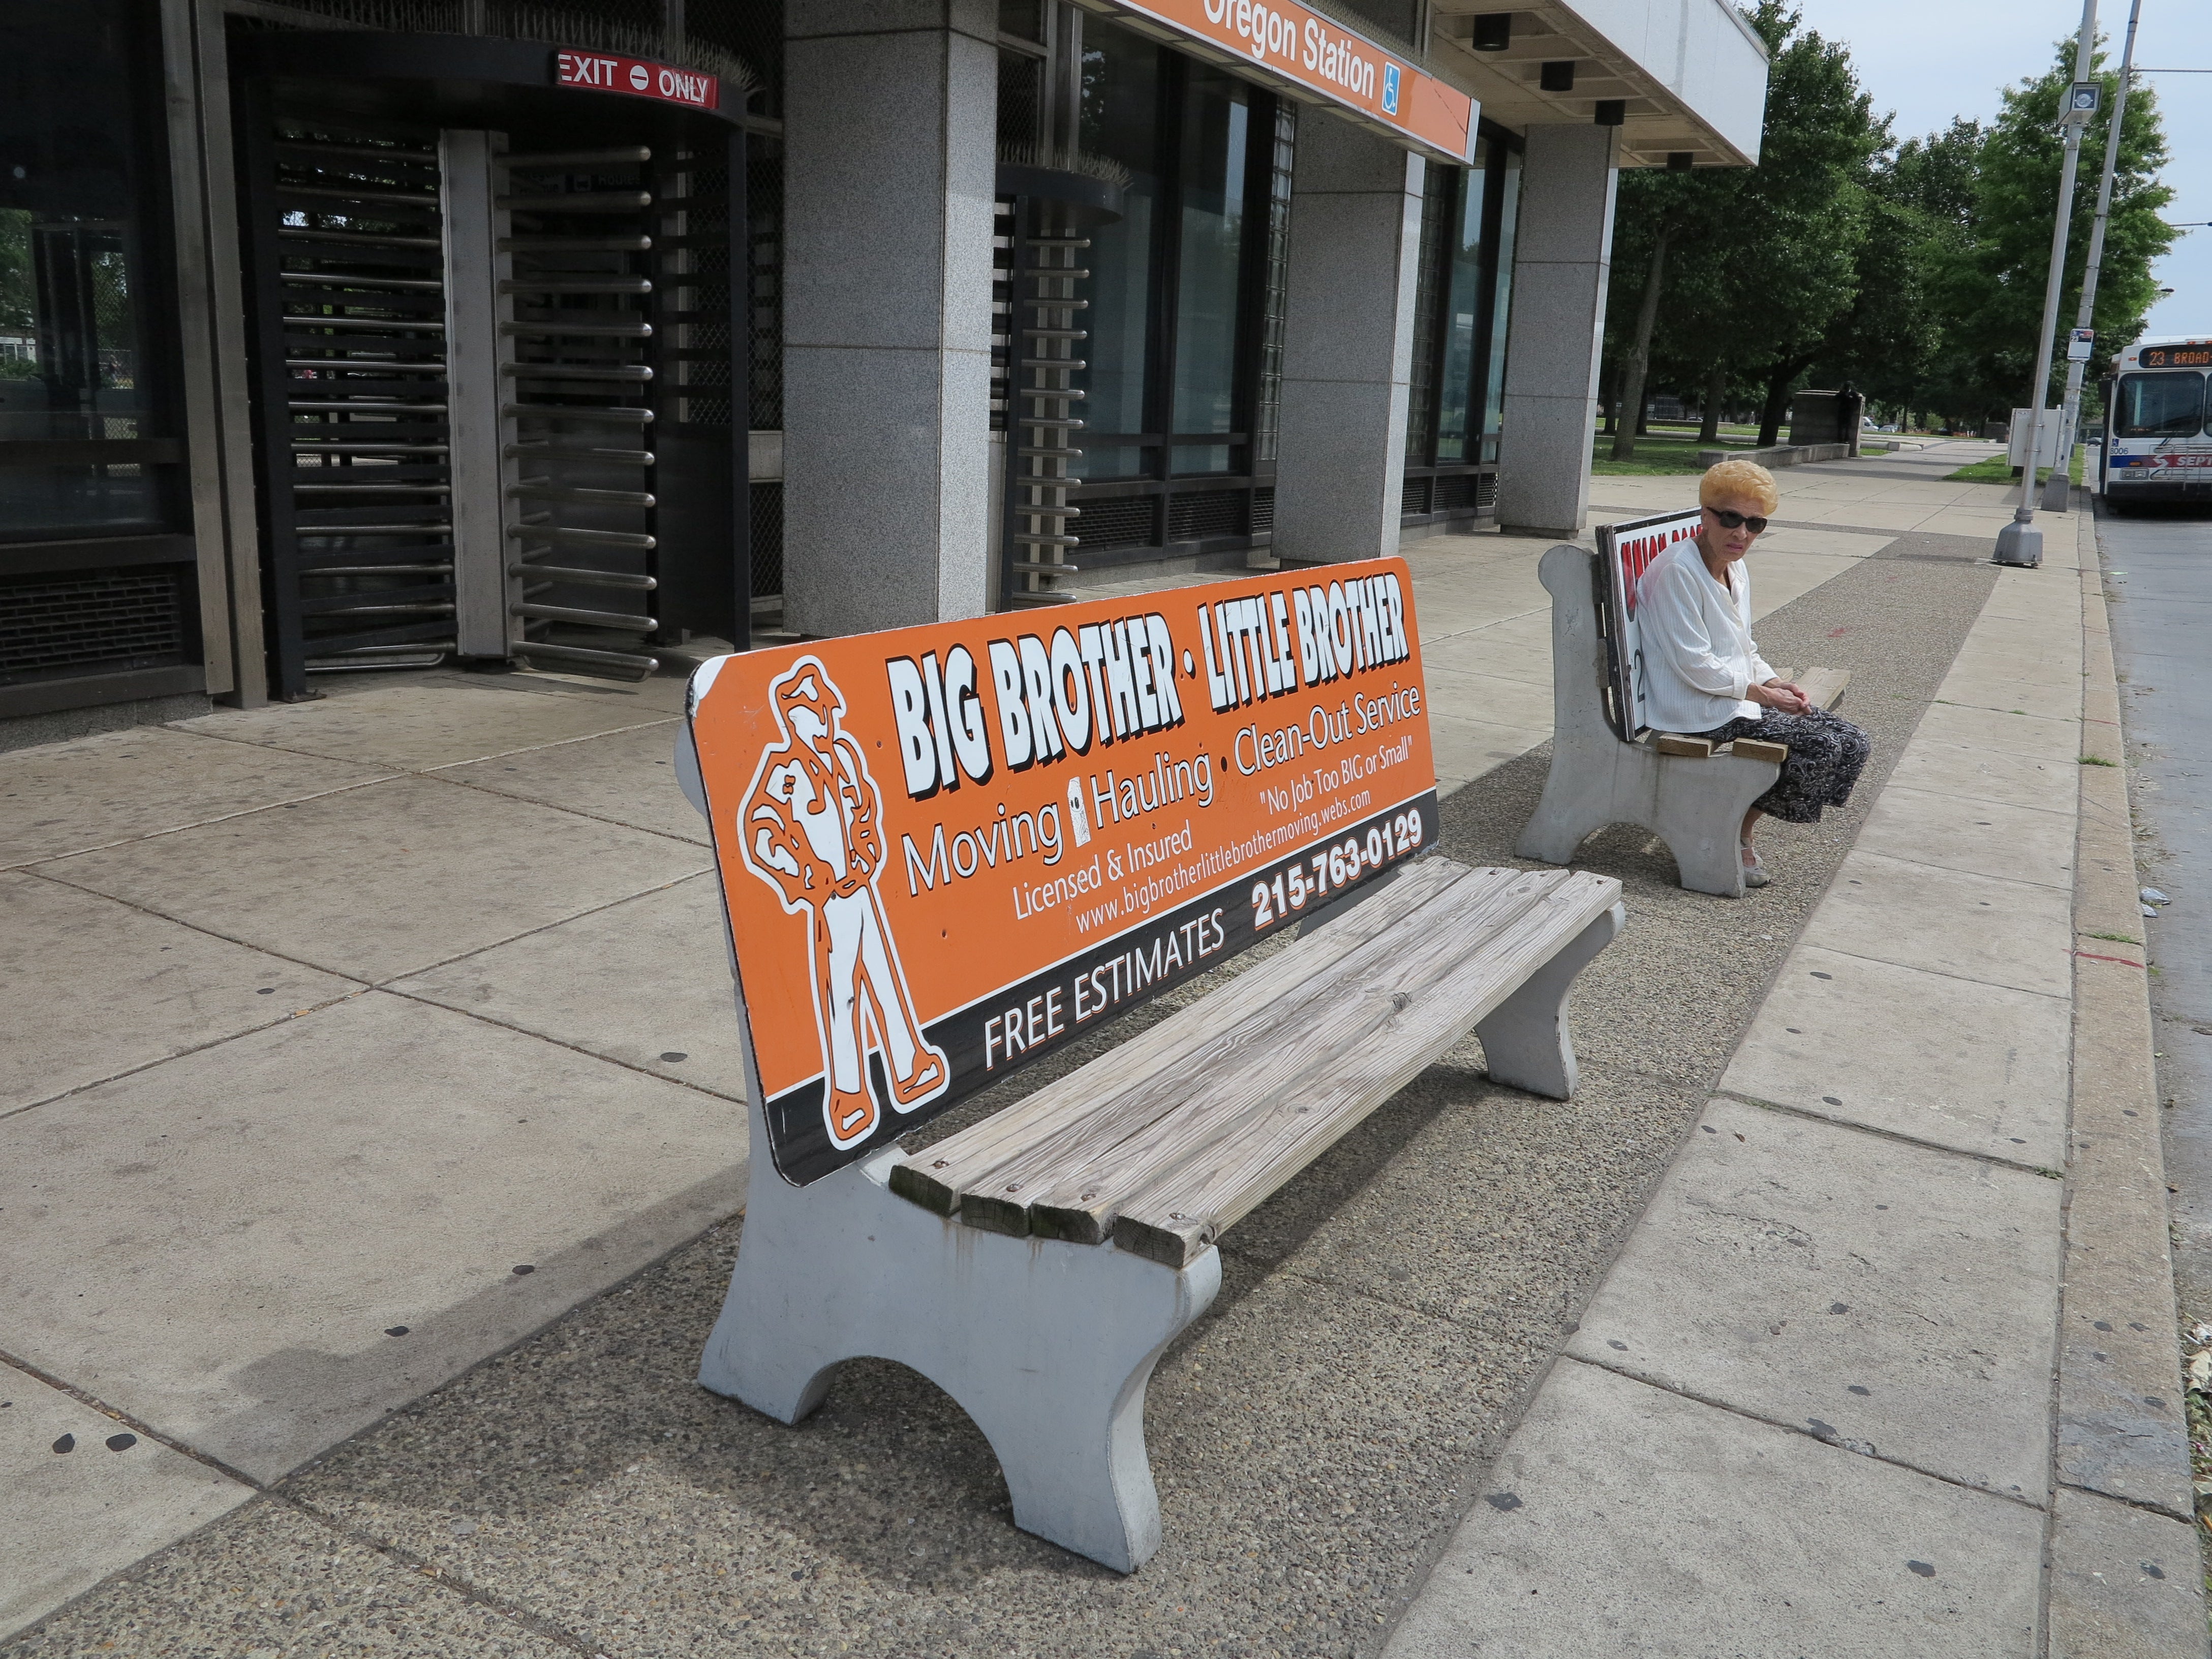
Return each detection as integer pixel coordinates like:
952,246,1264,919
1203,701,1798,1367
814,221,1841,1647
687,559,1439,1185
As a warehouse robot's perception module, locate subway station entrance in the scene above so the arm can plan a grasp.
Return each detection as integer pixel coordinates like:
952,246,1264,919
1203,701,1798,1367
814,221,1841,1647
230,28,756,696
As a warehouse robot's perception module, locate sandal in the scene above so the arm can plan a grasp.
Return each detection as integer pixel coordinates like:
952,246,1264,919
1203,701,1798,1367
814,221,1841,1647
1740,842,1770,888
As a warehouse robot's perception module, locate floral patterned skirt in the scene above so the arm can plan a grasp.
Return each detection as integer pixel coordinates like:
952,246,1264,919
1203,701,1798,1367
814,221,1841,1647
1700,707,1872,825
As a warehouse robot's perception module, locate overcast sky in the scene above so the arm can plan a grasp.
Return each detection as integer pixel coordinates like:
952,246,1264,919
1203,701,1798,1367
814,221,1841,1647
1788,0,2207,340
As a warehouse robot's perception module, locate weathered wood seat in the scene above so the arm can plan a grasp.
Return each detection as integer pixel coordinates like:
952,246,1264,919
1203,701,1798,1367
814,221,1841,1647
890,858,1623,1264
1518,529,1849,898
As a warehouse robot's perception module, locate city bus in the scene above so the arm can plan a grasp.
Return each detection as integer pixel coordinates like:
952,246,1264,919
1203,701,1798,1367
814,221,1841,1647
2098,335,2212,509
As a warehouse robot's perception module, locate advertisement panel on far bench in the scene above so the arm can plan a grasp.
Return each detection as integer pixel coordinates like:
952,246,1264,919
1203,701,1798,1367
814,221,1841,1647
1594,508,1703,741
687,560,1440,1186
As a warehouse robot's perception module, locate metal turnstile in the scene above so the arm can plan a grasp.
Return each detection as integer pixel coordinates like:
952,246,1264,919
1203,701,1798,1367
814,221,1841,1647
237,49,750,697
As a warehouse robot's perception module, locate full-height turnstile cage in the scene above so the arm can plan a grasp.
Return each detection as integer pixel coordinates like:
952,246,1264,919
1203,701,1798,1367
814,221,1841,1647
233,26,756,697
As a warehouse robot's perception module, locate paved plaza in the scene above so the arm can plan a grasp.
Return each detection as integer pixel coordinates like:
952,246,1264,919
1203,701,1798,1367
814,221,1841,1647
2,444,2198,1655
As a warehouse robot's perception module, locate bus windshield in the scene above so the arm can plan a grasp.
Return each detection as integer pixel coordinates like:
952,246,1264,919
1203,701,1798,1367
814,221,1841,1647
2114,371,2206,437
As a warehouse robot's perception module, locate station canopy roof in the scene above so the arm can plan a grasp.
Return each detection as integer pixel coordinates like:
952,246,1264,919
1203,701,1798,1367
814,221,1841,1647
1427,1,1769,167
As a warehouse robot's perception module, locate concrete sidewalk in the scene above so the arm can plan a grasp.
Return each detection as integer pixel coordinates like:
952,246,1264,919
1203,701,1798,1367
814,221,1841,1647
4,443,2192,1654
1384,497,2204,1657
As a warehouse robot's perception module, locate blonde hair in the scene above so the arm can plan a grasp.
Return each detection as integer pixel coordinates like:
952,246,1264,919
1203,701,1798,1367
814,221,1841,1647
1699,458,1779,516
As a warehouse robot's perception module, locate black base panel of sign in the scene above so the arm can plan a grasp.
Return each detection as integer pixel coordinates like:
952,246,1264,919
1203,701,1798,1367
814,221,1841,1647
759,790,1443,1186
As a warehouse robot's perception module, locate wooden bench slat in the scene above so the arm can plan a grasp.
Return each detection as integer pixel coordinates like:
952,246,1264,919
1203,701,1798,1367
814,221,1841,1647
1011,867,1585,1246
887,856,1482,1217
930,864,1542,1238
1798,666,1851,709
1107,872,1623,1266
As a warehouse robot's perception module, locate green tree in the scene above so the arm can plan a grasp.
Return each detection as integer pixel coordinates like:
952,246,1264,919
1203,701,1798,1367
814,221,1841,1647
1602,166,1730,457
1933,37,2174,419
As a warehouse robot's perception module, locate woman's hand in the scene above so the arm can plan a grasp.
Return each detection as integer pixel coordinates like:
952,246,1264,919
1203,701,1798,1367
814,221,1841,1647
1752,680,1811,715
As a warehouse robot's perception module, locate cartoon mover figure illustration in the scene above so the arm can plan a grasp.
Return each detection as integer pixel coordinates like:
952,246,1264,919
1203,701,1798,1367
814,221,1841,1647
739,657,949,1148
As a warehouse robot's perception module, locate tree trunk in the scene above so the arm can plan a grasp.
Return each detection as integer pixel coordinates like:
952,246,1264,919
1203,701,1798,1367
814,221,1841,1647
1757,358,1794,448
1698,362,1727,444
1609,228,1671,462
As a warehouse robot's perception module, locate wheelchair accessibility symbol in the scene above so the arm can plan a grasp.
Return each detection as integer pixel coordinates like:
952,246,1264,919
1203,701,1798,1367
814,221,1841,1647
1381,63,1400,115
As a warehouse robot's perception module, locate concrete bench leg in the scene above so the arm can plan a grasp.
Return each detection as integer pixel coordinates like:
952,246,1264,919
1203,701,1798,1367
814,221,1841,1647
1649,752,1783,896
698,1117,1220,1573
1474,902,1625,1097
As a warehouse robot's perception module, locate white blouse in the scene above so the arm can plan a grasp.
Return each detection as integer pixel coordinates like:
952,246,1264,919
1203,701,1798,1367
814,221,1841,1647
1634,538,1776,733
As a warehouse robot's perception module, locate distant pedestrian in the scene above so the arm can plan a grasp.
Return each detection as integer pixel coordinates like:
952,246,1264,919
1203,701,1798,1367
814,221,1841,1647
1635,458,1870,887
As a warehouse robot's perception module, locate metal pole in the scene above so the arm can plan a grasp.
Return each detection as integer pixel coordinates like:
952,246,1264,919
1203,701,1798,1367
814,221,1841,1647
2042,0,2142,510
1995,0,2100,567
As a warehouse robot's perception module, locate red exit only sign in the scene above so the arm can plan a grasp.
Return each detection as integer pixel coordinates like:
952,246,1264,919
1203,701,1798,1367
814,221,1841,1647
554,49,720,111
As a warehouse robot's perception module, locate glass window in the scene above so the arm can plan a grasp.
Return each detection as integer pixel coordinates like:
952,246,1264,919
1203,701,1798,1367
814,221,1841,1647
1075,22,1160,480
1405,163,1454,467
0,0,177,540
1434,142,1490,464
1169,65,1248,475
2113,372,2205,438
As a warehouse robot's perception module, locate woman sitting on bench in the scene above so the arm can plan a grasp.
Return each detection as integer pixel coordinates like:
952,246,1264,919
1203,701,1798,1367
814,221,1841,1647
1636,458,1870,888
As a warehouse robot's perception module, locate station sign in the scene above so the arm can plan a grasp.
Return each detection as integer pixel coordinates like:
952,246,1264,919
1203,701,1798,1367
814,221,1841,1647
687,561,1439,1186
553,49,720,111
1096,0,1475,161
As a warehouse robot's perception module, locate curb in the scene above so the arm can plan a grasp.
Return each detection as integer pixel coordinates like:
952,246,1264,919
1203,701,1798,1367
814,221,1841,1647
2042,504,2208,1656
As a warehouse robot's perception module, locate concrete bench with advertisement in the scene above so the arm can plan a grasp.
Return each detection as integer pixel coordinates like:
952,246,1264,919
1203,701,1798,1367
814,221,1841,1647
1517,511,1849,898
674,560,1623,1573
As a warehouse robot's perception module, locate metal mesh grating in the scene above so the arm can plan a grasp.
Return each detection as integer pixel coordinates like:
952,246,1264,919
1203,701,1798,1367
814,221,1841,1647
688,0,783,115
1074,494,1155,549
1250,487,1273,534
1435,472,1485,513
997,51,1043,151
747,139,784,431
1,570,185,677
1401,476,1431,517
750,480,784,598
1167,489,1247,543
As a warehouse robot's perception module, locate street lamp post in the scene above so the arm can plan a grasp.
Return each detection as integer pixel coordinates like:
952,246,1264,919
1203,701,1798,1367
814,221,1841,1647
2042,0,2144,512
1994,0,2101,569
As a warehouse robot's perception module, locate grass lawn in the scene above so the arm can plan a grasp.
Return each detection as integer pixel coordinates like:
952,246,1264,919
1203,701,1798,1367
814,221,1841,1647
1944,446,2086,486
1590,427,1765,477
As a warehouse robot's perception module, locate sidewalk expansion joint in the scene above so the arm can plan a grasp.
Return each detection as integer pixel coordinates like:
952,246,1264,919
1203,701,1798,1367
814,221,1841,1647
359,872,717,994
1564,1353,2053,1515
0,985,374,1124
0,1346,265,1493
17,858,378,983
1766,936,2073,1003
1712,1089,2064,1180
424,764,712,850
378,981,749,1105
266,1490,603,1656
2054,1478,2196,1527
6,773,402,874
166,710,678,777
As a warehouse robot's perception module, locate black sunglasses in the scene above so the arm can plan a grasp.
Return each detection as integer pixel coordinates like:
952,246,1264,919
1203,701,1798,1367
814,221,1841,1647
1707,508,1769,533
